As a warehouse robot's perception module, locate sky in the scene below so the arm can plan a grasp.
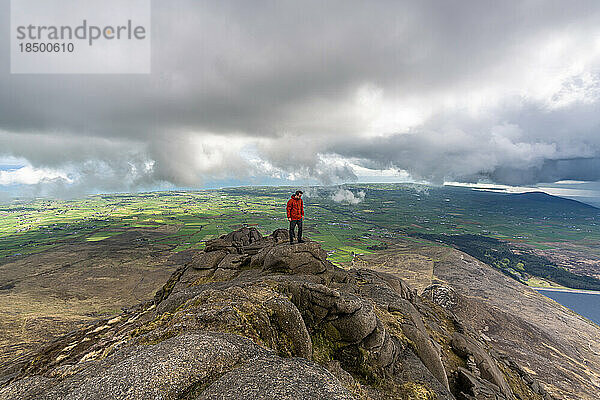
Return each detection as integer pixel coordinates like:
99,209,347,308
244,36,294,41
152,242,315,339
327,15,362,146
2,1,600,200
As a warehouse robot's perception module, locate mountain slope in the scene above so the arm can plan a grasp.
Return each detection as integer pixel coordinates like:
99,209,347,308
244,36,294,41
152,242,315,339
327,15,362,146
0,228,549,400
508,191,599,210
355,239,600,400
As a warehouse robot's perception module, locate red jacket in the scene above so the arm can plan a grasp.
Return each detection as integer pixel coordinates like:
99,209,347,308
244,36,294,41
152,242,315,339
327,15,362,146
286,196,304,220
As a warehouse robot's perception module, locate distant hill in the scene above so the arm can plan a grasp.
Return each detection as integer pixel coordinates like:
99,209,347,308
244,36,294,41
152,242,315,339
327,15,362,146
508,191,599,210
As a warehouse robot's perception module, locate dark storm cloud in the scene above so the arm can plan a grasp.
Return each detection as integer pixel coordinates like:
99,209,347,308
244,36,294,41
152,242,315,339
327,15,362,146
329,98,600,185
489,158,600,186
1,0,600,195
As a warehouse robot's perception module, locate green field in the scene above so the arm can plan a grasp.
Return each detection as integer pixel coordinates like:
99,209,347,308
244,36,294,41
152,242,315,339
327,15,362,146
1,184,600,289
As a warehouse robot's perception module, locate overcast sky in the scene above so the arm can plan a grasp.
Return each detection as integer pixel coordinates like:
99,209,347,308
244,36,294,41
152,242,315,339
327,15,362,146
1,0,600,198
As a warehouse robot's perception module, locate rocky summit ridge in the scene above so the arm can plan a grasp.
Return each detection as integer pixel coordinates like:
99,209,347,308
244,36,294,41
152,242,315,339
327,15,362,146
0,228,552,399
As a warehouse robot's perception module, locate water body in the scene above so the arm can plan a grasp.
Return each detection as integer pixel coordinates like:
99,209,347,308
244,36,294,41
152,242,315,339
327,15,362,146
535,288,600,326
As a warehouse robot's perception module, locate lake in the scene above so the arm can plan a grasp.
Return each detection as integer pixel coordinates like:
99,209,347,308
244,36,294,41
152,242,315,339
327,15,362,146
535,288,600,326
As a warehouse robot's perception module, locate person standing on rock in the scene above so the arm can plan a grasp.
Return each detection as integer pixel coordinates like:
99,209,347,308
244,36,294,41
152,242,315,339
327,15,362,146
287,190,304,244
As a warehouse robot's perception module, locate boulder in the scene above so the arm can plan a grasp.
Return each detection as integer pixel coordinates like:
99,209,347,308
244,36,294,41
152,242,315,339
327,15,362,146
1,333,271,400
190,250,228,270
249,244,274,268
456,367,509,400
271,228,290,243
452,332,513,399
351,268,415,301
204,238,239,254
217,254,251,270
401,322,449,392
331,299,378,344
264,297,312,359
211,267,240,281
262,241,328,274
423,284,458,310
361,319,396,368
221,227,262,247
197,356,356,400
204,227,263,253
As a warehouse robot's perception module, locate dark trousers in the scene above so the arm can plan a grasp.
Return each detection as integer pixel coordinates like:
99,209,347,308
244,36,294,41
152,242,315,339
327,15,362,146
289,219,303,242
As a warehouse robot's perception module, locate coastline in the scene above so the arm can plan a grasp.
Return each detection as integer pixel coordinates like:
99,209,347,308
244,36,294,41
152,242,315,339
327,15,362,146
532,287,600,295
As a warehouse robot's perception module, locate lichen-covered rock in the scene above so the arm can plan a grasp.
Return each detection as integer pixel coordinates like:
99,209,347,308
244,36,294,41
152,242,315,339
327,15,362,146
204,227,263,253
197,356,357,400
204,238,239,254
263,296,313,359
423,284,458,310
452,332,513,399
1,333,270,400
271,228,290,243
402,320,450,392
346,268,450,393
220,227,263,247
352,268,416,302
190,249,228,269
361,319,395,368
331,299,378,343
217,253,251,270
262,241,329,274
456,367,508,400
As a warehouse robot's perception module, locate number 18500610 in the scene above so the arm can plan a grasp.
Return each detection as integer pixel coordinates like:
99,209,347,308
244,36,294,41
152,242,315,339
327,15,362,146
19,42,74,52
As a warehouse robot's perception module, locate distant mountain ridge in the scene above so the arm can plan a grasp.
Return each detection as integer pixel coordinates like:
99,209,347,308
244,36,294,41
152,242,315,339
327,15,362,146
508,191,599,210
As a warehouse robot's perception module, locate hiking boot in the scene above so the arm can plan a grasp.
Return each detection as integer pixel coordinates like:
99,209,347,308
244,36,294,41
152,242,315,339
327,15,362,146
298,239,305,243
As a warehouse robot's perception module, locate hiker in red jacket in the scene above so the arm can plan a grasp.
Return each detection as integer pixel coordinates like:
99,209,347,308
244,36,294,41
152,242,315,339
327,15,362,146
286,190,304,244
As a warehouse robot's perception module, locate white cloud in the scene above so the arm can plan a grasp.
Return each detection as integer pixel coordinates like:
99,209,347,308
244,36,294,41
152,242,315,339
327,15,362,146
331,188,365,204
0,165,71,185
